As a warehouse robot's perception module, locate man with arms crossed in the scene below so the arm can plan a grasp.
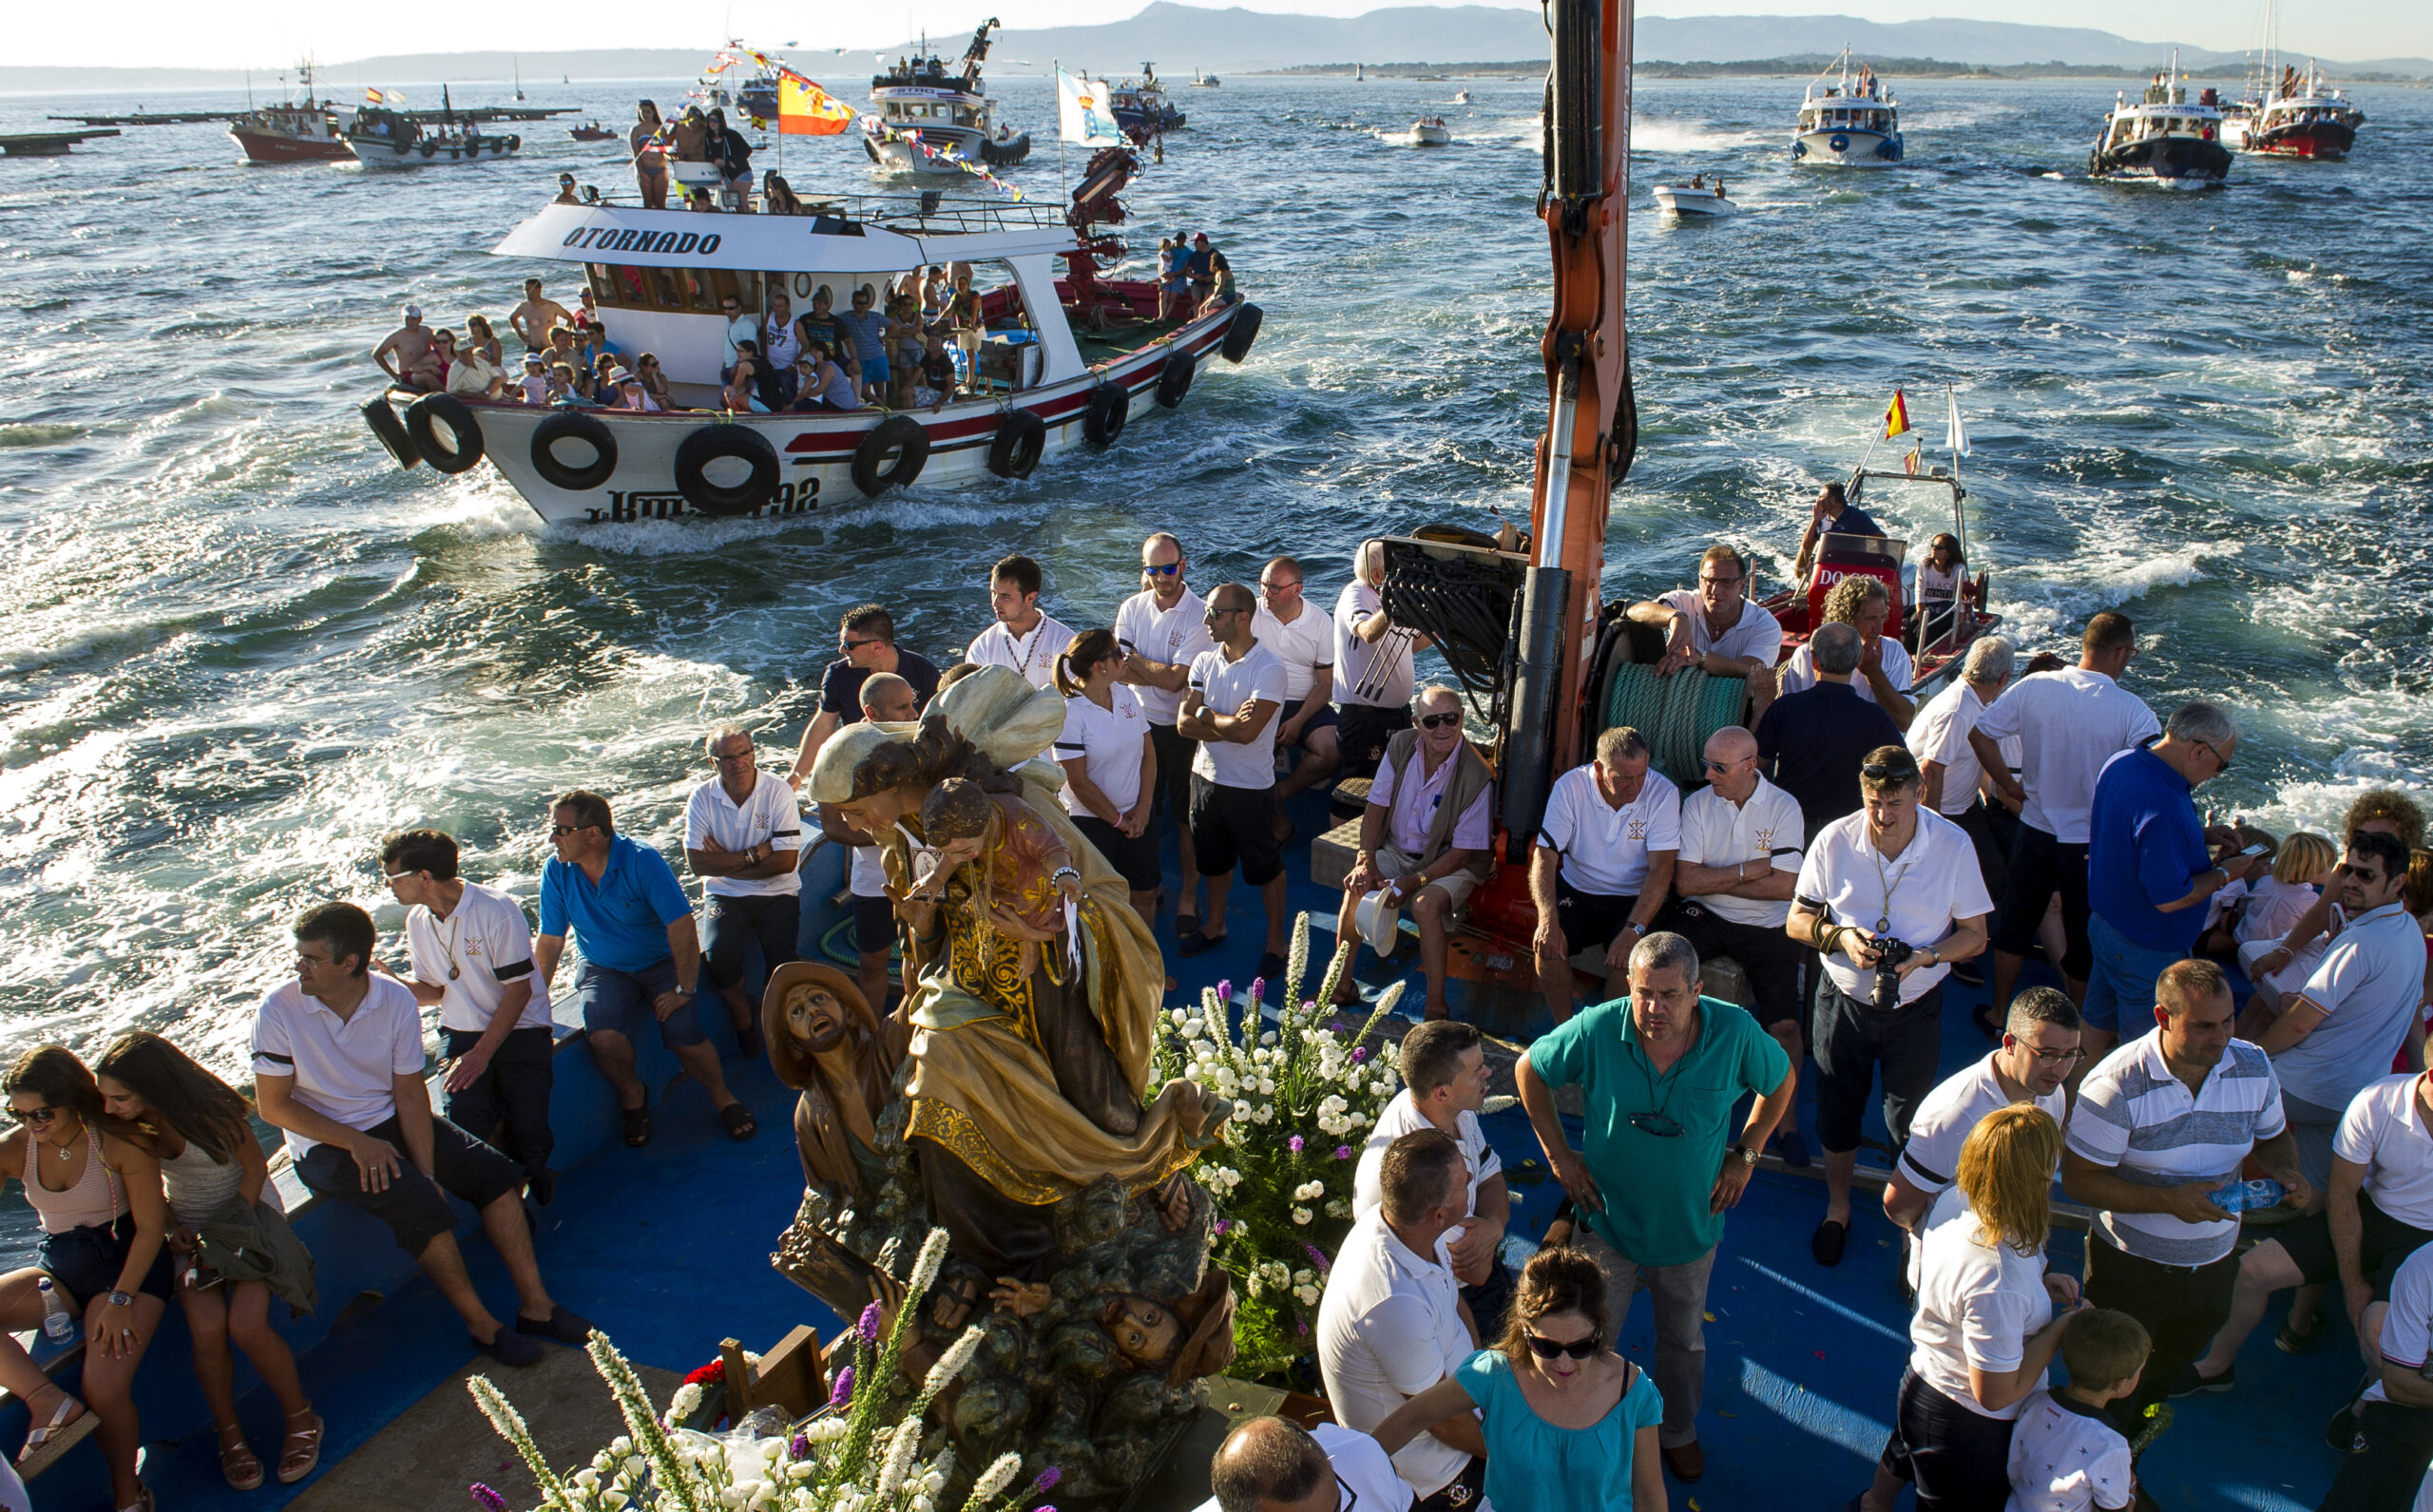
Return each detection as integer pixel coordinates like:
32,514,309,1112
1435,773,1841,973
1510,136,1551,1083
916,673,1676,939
1177,584,1291,979
1253,555,1341,831
1117,533,1216,929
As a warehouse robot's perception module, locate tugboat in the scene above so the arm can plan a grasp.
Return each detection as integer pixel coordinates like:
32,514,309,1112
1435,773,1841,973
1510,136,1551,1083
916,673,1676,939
1110,63,1185,140
2224,59,2366,159
1791,48,1902,165
2089,53,2232,187
228,60,354,163
865,19,1032,175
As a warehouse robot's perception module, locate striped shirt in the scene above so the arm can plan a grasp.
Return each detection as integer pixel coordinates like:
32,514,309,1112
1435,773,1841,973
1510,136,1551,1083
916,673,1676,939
2067,1028,2286,1266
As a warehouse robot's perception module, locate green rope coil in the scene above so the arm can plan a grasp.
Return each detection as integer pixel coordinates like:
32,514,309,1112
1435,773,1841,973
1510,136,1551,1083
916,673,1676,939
1599,662,1751,788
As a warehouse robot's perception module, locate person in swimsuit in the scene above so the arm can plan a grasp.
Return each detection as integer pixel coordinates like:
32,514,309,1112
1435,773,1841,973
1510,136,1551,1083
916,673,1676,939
630,100,669,210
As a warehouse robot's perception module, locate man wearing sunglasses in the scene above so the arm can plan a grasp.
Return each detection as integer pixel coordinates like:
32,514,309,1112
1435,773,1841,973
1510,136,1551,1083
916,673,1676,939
1204,1415,1412,1512
1331,687,1493,1021
1516,930,1795,1483
1628,543,1785,725
1178,584,1291,979
1529,725,1679,1022
1117,533,1216,928
791,603,942,793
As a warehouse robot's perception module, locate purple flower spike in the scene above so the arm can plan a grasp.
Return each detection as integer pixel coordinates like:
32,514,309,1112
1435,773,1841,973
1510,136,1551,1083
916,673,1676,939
1288,1135,1306,1154
1249,976,1267,1005
791,1433,812,1461
469,1485,509,1512
1303,1242,1331,1273
856,1301,883,1346
1034,1467,1063,1493
1334,1145,1352,1160
1216,979,1232,1004
1351,1046,1370,1063
829,1364,856,1407
1213,1217,1232,1234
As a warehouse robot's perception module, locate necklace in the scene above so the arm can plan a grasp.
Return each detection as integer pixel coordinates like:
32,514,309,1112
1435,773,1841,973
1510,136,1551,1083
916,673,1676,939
1868,826,1917,932
436,903,465,982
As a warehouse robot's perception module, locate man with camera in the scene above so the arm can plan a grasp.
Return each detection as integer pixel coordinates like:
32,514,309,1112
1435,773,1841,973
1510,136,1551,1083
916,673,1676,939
1787,745,1992,1268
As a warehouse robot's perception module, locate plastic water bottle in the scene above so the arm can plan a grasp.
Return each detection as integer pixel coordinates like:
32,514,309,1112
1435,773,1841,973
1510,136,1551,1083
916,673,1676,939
2209,1177,2286,1215
36,1277,74,1344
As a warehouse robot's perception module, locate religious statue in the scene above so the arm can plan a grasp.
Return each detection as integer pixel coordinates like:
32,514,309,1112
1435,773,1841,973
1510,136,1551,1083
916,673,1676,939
762,961,905,1202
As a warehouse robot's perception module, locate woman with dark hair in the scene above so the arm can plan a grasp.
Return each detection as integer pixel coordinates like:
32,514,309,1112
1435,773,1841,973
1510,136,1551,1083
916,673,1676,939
95,1032,321,1489
635,353,672,410
1370,1245,1667,1512
630,100,669,209
0,1045,170,1509
1054,628,1159,922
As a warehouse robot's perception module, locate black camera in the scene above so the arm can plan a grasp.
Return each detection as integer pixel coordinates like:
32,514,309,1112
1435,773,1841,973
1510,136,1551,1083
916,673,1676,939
1871,938,1915,1011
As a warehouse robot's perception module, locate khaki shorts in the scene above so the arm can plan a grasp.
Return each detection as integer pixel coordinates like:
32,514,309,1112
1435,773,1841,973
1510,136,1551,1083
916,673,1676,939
1374,844,1480,912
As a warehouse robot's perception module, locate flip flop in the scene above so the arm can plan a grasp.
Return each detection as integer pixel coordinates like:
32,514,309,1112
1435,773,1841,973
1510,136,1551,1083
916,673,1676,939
1175,912,1201,939
1810,1217,1850,1268
622,1095,653,1149
719,1102,759,1141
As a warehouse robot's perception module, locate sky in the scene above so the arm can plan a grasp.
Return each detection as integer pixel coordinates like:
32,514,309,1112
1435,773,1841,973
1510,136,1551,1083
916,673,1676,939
27,0,2428,71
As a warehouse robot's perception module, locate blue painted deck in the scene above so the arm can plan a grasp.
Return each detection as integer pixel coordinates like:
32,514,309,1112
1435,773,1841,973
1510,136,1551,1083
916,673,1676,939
21,778,2356,1509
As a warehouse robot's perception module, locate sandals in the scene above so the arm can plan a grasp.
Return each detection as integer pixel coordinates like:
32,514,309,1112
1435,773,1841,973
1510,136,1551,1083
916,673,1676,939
2277,1315,2324,1354
218,1423,266,1491
719,1102,759,1141
622,1093,653,1148
277,1408,324,1484
16,1386,93,1477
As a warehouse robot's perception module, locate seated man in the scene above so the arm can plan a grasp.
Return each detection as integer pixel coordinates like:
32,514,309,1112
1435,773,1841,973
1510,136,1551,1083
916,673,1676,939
1331,685,1494,1022
533,789,755,1147
1775,575,1917,732
685,725,802,1059
1529,726,1680,1020
373,304,438,392
1353,1021,1513,1338
1628,544,1784,724
1793,480,1886,580
254,903,588,1368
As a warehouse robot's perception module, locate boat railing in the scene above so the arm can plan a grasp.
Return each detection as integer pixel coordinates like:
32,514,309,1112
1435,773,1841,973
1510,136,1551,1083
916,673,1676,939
567,189,1065,235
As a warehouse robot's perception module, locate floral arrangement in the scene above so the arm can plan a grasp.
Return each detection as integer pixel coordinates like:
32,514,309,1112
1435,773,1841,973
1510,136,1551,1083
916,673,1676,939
468,1228,1044,1512
1155,914,1406,1379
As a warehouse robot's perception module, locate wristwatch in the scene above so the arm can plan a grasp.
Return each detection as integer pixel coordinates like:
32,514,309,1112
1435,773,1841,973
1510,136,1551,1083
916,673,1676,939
1728,1144,1760,1169
106,1290,134,1308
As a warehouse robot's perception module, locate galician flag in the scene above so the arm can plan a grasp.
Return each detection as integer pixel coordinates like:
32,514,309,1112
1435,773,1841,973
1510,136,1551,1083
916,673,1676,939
1884,388,1911,439
1059,67,1125,146
778,70,855,135
1944,389,1970,457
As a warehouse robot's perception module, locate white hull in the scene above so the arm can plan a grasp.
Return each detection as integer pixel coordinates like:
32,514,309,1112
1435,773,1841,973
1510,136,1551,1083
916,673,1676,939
867,133,984,175
1791,127,1900,166
1653,185,1738,217
350,138,519,168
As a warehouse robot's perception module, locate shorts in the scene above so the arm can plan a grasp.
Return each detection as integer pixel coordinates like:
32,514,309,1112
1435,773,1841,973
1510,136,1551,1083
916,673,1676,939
1553,876,1638,958
1076,813,1161,893
2275,1194,2433,1302
1811,976,1944,1154
1666,900,1806,1028
39,1211,175,1309
2082,911,2187,1032
567,957,708,1050
1991,822,2093,983
1337,703,1413,778
1372,842,1480,913
1190,774,1283,886
294,1113,523,1257
1281,693,1339,744
1148,722,1197,823
861,354,891,384
853,894,896,957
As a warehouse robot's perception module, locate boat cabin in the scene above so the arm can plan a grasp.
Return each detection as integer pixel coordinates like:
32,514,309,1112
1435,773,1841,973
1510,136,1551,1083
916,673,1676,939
1799,102,1895,134
872,88,990,134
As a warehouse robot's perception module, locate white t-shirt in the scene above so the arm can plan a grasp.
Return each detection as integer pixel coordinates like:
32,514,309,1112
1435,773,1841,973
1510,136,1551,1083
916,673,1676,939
2335,1073,2433,1230
2366,1243,2433,1407
2279,901,2429,1112
684,772,804,899
1676,776,1805,928
1056,685,1150,818
1315,1209,1475,1495
1370,741,1493,856
1188,642,1289,789
2004,1390,2135,1512
1179,1425,1414,1512
1900,1053,2072,1199
1970,668,2159,844
1115,586,1213,724
2238,876,2320,945
2067,1029,2286,1266
252,975,426,1158
1537,763,1682,898
1778,635,1913,708
1795,810,1994,1005
1253,600,1335,704
1910,1186,2054,1422
1908,679,2021,817
1334,582,1416,710
1351,1091,1504,1228
405,881,554,1036
1657,588,1783,667
850,844,886,899
966,612,1077,691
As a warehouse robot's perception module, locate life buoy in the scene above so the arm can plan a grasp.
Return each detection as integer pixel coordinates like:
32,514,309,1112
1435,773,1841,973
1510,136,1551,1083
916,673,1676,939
1829,133,1850,153
420,143,436,159
987,409,1046,480
404,393,484,473
1082,384,1129,447
852,416,930,496
673,424,779,516
530,409,619,491
1155,348,1197,409
508,135,521,151
360,396,419,469
1219,302,1263,364
1792,140,1809,159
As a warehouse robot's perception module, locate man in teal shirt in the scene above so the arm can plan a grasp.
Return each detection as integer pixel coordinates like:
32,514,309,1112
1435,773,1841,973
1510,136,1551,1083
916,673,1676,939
1517,930,1795,1485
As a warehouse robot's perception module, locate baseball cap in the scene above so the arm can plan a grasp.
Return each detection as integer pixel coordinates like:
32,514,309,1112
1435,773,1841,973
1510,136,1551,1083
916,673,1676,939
1193,232,1210,243
404,303,422,318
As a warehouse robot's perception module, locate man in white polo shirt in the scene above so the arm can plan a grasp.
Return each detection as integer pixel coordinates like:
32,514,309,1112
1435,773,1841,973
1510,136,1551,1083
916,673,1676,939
1969,612,2160,1013
2063,958,2311,1438
965,553,1074,690
1668,723,1809,1110
685,724,803,1059
1178,583,1291,980
1886,988,2080,1235
254,902,589,1369
1317,1130,1485,1512
1202,1416,1414,1512
1529,725,1680,1021
1335,539,1432,779
1628,543,1785,724
2255,830,2429,1193
381,829,558,1204
1255,554,1342,822
2317,1243,2433,1511
1906,635,2019,916
1353,1021,1512,1336
1117,532,1216,928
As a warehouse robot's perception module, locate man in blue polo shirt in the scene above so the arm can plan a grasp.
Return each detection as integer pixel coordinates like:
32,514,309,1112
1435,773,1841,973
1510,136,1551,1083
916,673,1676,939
1516,930,1795,1484
2085,700,2242,1047
532,788,755,1147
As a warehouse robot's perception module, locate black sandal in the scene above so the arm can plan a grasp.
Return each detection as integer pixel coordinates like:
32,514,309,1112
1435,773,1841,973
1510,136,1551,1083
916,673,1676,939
719,1102,758,1141
621,1095,652,1148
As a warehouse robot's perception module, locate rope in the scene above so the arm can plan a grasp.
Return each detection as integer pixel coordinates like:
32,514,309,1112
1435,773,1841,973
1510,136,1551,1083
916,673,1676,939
1600,663,1749,789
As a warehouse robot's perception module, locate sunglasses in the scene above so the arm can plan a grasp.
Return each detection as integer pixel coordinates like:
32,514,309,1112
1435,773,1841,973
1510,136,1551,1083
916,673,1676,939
1524,1331,1603,1360
1860,763,1920,783
549,823,595,838
1628,1110,1685,1138
841,637,887,651
1143,563,1182,577
1701,756,1747,773
2197,739,2232,773
1418,713,1462,731
9,1105,58,1127
1698,574,1743,587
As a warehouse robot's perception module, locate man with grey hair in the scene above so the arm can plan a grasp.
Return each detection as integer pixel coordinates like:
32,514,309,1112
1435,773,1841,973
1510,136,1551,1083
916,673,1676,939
1199,1415,1411,1512
2083,698,2244,1063
1755,621,1904,842
1332,685,1494,1020
1908,635,2021,900
684,725,802,1057
1530,725,1679,1021
1517,928,1795,1482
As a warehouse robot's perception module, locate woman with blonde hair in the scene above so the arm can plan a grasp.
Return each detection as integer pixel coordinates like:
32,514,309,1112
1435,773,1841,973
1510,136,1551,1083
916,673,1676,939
1863,1102,2080,1512
1370,1245,1667,1512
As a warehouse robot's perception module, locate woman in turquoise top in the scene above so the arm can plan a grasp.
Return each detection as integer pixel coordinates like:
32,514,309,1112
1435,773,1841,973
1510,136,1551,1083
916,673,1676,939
1371,1247,1668,1512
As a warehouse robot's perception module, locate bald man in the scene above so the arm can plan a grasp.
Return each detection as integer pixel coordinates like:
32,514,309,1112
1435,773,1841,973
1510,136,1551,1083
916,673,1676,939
1201,1415,1412,1512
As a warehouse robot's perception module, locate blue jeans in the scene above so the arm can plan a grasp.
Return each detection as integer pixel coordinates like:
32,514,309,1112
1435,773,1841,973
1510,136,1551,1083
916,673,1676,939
2082,911,2187,1033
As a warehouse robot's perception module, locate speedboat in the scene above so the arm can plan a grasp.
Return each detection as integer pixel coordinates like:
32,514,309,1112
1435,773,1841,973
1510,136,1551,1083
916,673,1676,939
346,105,520,168
2223,58,2366,158
1453,89,1473,104
1653,178,1737,217
865,20,1031,176
1402,117,1451,145
228,60,354,163
2090,53,2232,187
569,121,617,143
1791,47,1902,165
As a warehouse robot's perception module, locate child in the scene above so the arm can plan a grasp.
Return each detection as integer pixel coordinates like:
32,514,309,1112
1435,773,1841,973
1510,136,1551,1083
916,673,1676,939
2195,824,2279,958
2005,1308,2149,1512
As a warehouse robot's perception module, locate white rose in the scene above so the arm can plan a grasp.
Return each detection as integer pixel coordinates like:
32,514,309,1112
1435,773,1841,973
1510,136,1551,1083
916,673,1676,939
1293,1206,1312,1225
1294,1268,1314,1285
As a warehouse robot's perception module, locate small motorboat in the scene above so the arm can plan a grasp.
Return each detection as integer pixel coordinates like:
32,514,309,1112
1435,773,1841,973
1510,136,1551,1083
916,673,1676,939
1453,90,1472,104
1397,117,1451,146
1191,68,1220,88
569,121,616,142
1654,176,1738,217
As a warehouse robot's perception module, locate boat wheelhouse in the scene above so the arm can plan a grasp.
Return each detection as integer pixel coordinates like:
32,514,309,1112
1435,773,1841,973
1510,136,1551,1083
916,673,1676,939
1792,48,1902,166
2224,59,2366,159
229,62,354,163
2090,56,2232,187
358,187,1262,526
865,22,1031,176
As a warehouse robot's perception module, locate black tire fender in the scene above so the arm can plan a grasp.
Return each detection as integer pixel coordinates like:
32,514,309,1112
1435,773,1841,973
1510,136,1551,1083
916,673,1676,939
360,395,419,469
1155,348,1197,410
529,409,619,491
851,415,930,496
987,409,1047,480
1083,383,1129,447
404,392,484,474
1219,302,1263,364
673,424,780,516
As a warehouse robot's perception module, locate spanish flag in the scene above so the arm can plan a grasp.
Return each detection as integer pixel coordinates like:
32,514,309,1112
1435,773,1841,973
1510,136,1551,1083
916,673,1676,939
1884,388,1912,439
778,71,855,136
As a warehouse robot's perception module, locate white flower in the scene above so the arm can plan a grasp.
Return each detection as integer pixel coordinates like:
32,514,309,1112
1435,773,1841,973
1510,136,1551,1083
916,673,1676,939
669,1382,704,1422
1326,1198,1350,1217
971,1452,1025,1502
876,1419,922,1499
1293,1269,1314,1285
923,1326,984,1394
1293,1206,1312,1225
1254,1105,1274,1123
1261,1029,1279,1045
1293,1179,1325,1201
1293,1284,1321,1306
1259,1077,1275,1096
